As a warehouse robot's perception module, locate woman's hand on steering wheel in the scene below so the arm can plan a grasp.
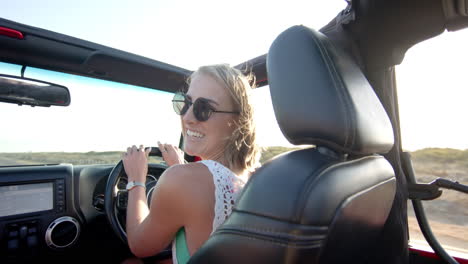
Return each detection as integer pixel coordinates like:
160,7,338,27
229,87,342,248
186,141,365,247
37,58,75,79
122,145,151,182
158,141,185,166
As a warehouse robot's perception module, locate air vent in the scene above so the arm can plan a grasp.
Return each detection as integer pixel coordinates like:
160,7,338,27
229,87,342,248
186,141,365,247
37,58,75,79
45,216,80,249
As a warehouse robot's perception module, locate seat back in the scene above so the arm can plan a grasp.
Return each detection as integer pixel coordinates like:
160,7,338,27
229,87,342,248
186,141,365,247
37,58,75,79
189,25,396,264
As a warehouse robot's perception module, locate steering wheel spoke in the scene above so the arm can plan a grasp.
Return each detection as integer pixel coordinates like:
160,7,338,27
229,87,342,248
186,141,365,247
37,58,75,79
116,190,128,210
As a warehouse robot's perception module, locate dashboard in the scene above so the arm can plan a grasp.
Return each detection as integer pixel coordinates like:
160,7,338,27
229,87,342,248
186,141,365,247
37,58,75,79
0,163,166,264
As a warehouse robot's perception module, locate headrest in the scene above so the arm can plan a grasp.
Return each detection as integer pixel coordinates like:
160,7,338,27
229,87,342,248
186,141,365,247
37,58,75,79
267,25,394,155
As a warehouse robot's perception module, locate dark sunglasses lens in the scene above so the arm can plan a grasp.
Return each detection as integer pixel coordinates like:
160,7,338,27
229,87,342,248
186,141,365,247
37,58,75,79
172,93,188,115
193,99,212,121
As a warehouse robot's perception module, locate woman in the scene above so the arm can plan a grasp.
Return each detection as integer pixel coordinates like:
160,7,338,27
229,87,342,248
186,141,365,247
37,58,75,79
122,64,260,263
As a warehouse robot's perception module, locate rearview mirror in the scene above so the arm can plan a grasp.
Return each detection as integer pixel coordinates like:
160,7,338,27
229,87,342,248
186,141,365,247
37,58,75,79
0,74,70,107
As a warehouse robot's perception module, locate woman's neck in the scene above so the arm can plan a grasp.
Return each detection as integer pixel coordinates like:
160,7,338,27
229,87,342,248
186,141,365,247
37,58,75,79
201,148,225,164
201,151,245,175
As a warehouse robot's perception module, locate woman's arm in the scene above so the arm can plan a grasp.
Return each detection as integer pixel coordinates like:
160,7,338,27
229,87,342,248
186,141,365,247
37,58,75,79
123,145,213,258
126,166,190,257
123,145,152,256
123,145,191,258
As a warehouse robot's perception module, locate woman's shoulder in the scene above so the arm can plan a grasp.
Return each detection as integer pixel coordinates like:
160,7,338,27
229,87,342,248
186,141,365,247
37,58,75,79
164,162,210,178
151,163,215,216
158,163,213,192
146,163,215,231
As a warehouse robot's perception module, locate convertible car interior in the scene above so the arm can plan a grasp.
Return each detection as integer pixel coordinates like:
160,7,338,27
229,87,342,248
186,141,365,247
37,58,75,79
1,0,468,263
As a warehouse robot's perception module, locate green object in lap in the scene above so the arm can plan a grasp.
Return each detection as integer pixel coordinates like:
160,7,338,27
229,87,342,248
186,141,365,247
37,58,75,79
175,228,190,264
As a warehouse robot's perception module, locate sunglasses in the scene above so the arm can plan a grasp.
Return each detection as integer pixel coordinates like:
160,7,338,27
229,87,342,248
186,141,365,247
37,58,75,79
172,92,239,122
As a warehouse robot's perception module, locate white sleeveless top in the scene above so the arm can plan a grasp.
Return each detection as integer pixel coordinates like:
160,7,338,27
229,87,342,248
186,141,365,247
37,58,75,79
172,160,246,263
200,160,246,233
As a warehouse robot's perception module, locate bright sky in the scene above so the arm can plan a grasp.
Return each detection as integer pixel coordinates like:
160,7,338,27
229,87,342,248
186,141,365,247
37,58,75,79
396,28,468,151
1,0,468,152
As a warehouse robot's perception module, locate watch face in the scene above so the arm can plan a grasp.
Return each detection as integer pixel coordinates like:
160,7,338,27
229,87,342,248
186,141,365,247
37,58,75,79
126,182,133,190
126,181,137,190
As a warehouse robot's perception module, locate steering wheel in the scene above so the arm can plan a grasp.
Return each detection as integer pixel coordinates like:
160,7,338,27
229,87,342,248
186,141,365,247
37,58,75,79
104,147,171,258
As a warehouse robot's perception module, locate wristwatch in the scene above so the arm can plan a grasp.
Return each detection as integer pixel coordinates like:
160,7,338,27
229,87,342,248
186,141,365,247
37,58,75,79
126,181,146,191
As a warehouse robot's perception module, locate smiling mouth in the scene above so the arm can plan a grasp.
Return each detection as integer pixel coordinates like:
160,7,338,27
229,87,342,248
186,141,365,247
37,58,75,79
186,129,205,138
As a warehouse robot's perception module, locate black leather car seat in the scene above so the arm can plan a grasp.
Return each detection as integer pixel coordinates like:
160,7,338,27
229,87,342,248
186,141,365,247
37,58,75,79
189,25,397,264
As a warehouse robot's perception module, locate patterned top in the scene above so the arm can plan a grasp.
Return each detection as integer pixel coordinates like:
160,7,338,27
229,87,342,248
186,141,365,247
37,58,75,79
172,160,246,264
200,160,245,233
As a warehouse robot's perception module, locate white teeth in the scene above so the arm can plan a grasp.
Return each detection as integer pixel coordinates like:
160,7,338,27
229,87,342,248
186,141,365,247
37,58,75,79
187,129,205,138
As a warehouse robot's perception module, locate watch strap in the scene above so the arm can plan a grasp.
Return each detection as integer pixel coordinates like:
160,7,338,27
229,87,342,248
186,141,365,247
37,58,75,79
126,181,146,191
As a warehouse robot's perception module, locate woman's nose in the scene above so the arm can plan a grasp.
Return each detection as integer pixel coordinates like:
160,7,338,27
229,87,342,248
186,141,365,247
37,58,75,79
182,104,197,124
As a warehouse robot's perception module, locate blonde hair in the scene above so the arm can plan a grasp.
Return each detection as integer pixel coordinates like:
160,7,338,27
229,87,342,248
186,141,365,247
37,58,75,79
189,64,260,174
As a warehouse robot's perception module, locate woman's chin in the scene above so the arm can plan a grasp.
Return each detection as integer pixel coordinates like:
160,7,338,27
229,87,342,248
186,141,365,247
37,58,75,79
183,145,200,158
